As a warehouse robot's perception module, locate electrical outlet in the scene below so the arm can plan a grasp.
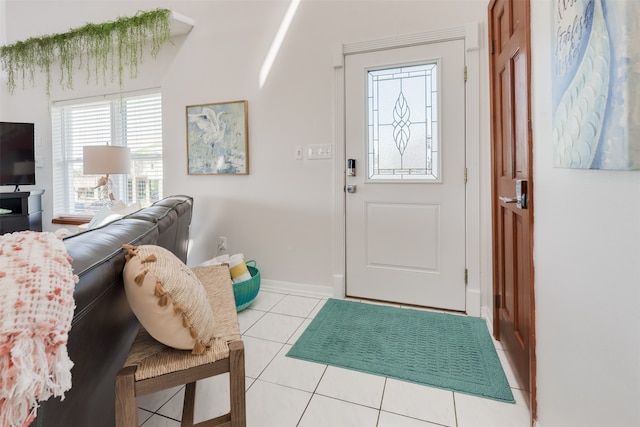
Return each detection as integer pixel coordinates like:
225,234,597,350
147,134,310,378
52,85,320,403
218,236,227,251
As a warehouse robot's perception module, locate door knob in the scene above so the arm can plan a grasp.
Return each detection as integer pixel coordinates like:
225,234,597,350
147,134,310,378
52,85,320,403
346,185,357,193
500,180,528,208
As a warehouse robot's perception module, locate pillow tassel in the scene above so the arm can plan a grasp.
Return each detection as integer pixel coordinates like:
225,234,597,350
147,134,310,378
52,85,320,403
153,281,166,296
192,340,205,355
173,303,185,316
122,244,138,261
154,282,169,306
157,294,169,307
141,254,157,263
189,326,199,339
134,269,148,286
182,314,191,329
182,315,198,339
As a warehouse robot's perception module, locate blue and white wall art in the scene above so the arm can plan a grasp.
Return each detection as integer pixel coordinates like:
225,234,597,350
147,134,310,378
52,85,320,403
552,0,640,170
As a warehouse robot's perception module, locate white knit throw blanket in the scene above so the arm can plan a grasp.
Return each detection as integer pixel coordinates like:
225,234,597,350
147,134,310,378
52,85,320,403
0,231,77,427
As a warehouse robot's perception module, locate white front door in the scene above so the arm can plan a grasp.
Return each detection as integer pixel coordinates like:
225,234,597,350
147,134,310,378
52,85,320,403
345,39,466,311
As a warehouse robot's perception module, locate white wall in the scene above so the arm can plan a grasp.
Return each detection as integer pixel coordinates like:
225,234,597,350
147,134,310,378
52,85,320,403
2,0,490,294
531,1,640,426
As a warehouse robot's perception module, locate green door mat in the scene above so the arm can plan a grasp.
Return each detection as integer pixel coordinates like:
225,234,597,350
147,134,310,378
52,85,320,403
287,298,515,403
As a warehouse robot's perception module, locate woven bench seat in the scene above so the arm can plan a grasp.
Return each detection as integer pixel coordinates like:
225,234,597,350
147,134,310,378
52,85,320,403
115,265,246,427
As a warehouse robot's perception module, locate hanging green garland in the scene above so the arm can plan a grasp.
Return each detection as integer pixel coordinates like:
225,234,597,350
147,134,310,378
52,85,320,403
0,8,171,95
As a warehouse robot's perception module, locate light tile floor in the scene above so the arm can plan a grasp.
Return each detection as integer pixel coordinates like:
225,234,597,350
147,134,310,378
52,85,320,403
137,290,531,427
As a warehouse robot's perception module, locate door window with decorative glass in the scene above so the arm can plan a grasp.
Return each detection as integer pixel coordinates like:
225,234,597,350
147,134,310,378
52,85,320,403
368,62,440,181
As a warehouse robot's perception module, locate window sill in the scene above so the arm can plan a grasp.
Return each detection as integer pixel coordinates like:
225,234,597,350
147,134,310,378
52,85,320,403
52,216,92,226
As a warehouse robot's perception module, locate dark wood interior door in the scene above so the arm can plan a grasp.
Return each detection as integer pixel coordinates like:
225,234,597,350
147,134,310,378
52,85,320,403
488,0,536,421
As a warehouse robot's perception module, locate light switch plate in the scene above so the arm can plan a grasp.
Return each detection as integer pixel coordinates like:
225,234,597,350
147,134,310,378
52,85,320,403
308,144,332,160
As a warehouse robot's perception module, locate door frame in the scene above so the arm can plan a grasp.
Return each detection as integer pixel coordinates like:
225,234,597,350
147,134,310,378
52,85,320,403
332,23,483,316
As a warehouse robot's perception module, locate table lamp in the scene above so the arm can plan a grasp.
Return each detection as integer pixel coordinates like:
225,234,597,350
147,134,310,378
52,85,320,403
83,145,130,204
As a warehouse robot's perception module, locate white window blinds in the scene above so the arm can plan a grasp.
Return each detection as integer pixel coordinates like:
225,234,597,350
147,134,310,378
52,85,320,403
52,92,163,216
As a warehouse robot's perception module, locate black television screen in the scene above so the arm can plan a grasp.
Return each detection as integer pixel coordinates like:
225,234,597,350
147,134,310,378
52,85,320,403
0,121,36,189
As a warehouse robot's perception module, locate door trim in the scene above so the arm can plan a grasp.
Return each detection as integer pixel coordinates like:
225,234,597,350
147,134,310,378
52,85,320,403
332,23,483,316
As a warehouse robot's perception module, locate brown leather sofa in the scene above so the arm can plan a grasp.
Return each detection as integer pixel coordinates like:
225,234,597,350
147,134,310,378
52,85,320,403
32,195,194,427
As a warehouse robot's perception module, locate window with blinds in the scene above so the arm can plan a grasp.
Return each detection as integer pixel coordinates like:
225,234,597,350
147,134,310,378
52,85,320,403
52,92,163,216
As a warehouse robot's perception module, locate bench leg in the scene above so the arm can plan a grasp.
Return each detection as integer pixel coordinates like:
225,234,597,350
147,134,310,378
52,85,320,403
115,366,138,427
182,382,197,426
229,341,246,427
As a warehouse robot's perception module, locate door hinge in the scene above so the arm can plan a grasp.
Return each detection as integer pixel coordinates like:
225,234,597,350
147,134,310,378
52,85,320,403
464,167,468,183
464,66,467,82
495,294,501,309
464,268,468,285
491,40,495,55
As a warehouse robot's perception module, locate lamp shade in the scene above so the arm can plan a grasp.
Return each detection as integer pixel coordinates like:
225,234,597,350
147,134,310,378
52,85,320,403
83,145,130,175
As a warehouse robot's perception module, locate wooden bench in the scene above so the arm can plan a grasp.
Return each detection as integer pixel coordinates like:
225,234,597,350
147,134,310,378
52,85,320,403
115,265,246,427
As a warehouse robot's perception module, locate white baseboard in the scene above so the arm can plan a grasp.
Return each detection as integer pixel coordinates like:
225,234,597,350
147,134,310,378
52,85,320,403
333,274,345,298
261,278,333,299
481,304,494,335
466,287,481,317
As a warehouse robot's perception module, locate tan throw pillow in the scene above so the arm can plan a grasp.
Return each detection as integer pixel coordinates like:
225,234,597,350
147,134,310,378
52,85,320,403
123,244,215,354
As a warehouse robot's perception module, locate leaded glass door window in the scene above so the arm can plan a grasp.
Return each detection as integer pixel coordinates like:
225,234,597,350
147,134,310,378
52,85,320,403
367,62,440,181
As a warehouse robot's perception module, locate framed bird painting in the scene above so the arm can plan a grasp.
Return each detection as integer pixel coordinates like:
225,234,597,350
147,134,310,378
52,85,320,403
186,100,249,175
